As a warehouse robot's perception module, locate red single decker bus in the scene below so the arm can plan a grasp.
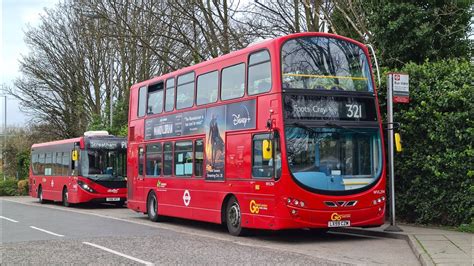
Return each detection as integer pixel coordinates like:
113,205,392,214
29,131,128,207
127,32,386,236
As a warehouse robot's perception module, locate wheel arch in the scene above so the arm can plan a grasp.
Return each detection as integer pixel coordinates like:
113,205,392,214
221,193,236,225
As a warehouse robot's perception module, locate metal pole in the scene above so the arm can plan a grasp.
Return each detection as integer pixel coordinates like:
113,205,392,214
385,75,402,232
3,95,6,181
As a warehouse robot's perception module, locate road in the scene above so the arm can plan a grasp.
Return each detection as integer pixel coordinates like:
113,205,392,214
0,197,419,265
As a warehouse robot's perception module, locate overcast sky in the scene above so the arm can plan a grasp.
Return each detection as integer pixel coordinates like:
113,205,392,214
1,0,59,129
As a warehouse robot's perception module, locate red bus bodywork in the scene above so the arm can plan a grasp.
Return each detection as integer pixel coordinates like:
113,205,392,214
127,32,386,232
29,134,127,205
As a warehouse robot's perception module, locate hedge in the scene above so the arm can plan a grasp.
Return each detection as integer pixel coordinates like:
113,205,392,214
386,59,473,227
0,178,29,196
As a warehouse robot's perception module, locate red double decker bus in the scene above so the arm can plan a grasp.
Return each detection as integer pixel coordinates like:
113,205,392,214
29,131,127,207
127,32,386,235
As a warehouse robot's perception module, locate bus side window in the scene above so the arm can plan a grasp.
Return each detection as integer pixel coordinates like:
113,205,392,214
165,78,175,112
146,143,162,177
147,82,164,115
196,71,218,105
252,134,273,178
163,142,173,176
138,86,147,117
248,50,272,95
176,72,195,110
221,63,245,100
138,147,144,176
175,141,193,177
194,139,204,177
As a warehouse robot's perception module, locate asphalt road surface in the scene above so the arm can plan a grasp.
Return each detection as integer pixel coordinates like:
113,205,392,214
0,197,419,265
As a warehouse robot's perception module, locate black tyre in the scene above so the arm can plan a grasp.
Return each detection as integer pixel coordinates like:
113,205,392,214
62,187,70,207
147,191,161,222
38,186,46,204
226,197,248,236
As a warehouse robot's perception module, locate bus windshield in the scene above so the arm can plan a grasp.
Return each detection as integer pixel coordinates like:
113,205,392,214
285,126,381,192
81,149,126,181
281,36,373,92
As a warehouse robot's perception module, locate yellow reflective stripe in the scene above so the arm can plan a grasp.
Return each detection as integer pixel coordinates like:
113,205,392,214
283,73,368,81
343,182,370,185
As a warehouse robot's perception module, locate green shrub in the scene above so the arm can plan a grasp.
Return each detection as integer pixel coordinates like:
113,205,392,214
388,59,473,226
0,179,20,196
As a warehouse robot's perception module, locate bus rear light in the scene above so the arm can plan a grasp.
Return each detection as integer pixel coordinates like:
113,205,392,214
291,209,298,216
286,198,305,208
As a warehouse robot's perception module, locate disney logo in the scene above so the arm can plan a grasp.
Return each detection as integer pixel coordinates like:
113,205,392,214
232,114,251,126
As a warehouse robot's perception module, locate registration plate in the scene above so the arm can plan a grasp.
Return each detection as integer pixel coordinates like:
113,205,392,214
328,220,350,227
106,197,120,202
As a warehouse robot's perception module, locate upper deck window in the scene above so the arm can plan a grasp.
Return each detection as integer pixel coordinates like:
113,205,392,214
221,63,245,100
248,50,272,95
165,78,175,112
281,37,373,92
177,72,195,110
147,82,164,115
138,86,147,117
197,71,218,105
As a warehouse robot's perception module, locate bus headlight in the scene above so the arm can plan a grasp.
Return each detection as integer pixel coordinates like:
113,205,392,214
77,180,96,193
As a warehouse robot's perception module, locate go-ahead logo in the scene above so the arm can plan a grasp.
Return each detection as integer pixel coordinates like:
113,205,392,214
183,190,191,206
330,213,351,221
249,200,268,214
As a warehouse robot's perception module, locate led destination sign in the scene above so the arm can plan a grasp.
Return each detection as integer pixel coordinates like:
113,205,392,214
85,138,127,150
284,95,377,121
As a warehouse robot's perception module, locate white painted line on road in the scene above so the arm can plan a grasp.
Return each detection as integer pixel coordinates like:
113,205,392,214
83,242,154,265
29,226,65,237
0,215,19,223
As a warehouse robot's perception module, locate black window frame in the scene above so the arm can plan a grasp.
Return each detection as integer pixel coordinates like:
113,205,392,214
194,139,204,177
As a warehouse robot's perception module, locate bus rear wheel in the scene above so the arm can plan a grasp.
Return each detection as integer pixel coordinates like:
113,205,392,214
38,186,46,204
226,197,248,236
62,187,70,207
147,191,161,222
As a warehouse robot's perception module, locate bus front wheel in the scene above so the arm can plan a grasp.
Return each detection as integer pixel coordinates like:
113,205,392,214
226,197,248,236
147,191,161,222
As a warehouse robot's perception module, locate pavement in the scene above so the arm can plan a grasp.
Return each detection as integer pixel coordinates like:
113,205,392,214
335,223,473,266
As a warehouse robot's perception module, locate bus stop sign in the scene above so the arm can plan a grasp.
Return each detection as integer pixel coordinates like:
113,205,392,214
388,73,409,103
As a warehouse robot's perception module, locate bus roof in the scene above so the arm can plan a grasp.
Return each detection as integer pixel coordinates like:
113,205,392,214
131,32,367,90
32,137,84,149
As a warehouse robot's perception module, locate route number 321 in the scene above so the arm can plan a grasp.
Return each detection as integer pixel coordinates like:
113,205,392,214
345,104,362,118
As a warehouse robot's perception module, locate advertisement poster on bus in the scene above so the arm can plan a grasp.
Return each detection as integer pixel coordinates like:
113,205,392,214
205,106,226,180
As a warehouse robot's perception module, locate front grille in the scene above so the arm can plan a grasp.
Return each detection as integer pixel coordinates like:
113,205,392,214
93,180,127,188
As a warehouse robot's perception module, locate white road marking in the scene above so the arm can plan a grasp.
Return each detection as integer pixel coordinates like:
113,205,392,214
0,216,19,223
83,242,154,265
29,226,64,237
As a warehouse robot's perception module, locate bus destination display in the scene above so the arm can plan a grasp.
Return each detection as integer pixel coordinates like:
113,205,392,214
284,94,376,121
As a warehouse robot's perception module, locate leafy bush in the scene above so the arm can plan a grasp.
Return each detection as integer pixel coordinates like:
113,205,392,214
0,179,20,196
17,179,29,196
388,59,473,226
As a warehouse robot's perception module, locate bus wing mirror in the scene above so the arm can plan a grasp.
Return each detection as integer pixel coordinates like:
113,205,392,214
72,150,79,161
262,140,272,160
395,133,402,152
